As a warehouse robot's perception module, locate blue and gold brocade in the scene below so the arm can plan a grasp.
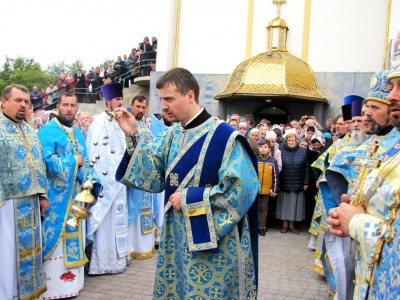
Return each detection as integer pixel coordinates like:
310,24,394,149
38,119,99,268
0,112,48,299
349,138,400,299
119,118,260,299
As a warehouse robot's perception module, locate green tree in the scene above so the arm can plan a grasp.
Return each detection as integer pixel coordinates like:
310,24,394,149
0,56,13,84
69,59,85,74
0,56,53,93
45,61,70,82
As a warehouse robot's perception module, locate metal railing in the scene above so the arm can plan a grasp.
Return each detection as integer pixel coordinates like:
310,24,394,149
31,53,157,111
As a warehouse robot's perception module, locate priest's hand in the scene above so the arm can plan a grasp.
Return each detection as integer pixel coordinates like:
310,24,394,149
75,154,84,166
169,192,182,212
114,107,137,135
39,197,48,216
327,194,364,237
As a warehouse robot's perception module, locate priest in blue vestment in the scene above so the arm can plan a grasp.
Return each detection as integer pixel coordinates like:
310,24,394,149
121,95,158,259
327,60,400,299
0,84,48,299
115,68,260,299
38,93,101,299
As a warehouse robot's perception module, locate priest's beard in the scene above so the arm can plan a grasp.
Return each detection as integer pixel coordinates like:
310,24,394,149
135,112,144,120
393,117,400,131
351,130,369,145
391,101,400,131
56,115,74,128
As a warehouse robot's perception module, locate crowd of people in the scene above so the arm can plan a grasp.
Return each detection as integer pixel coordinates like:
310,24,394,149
29,36,158,111
1,62,400,299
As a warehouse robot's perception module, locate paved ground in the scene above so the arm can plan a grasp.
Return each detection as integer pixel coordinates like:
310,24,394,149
78,223,327,299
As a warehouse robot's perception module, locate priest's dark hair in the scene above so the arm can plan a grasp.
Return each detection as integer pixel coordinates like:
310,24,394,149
156,68,200,103
131,95,148,105
58,92,77,104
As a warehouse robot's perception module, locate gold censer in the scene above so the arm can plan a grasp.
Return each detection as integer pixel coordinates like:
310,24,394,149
67,177,97,229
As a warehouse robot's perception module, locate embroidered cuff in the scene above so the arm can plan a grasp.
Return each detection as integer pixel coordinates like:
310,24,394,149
349,213,380,241
181,187,217,251
349,213,362,240
125,131,139,156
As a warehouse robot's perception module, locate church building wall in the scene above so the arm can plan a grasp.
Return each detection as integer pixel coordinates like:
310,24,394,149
151,0,398,123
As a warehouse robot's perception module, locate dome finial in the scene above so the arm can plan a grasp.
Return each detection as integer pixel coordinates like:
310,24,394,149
273,0,286,17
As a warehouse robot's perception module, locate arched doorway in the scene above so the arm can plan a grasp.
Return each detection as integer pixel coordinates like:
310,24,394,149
253,104,292,125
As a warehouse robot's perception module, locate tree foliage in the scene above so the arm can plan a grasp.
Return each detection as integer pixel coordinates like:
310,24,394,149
0,56,53,92
69,59,85,74
45,61,70,81
0,55,110,93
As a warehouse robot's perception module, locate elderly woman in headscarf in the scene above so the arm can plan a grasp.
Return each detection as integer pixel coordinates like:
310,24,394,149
77,111,92,140
238,120,250,138
25,102,35,128
248,127,260,155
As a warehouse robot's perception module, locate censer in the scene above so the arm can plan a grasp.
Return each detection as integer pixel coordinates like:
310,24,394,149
67,176,97,229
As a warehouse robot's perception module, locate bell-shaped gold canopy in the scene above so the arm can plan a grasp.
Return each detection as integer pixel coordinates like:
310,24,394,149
268,17,288,28
214,51,327,102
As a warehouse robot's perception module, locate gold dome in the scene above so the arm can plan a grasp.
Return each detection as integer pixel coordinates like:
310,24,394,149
214,51,327,102
268,17,288,28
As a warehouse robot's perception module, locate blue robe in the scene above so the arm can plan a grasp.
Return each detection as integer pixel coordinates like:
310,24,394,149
321,128,399,299
0,112,48,299
309,135,352,296
125,120,156,231
118,117,260,299
38,118,100,268
348,136,400,299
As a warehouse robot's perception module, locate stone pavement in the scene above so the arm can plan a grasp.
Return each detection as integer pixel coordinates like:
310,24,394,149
78,224,327,299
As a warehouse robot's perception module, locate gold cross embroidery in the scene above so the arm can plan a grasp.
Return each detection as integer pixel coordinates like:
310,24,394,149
169,173,179,187
21,217,29,228
0,132,13,148
0,159,20,180
351,141,381,206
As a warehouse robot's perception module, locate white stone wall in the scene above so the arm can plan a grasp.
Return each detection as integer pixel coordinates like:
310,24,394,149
157,0,398,74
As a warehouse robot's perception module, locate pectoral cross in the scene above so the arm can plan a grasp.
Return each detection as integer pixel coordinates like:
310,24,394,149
27,152,34,167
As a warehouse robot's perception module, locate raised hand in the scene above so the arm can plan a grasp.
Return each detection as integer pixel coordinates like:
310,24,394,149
114,107,137,135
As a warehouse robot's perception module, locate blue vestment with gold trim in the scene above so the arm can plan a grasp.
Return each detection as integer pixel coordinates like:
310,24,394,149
38,118,100,268
320,129,399,299
0,111,48,299
309,135,352,297
118,117,260,299
348,136,400,299
125,121,156,232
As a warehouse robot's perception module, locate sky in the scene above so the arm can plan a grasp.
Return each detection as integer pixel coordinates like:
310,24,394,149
0,0,169,71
